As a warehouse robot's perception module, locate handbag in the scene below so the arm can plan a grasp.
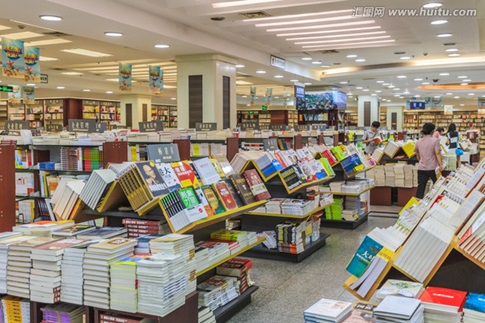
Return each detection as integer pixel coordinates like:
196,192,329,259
456,147,464,156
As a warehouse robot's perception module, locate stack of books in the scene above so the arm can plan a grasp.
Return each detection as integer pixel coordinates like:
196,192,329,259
464,292,485,323
110,255,148,313
134,234,164,255
137,253,187,317
457,201,485,261
79,169,117,210
83,238,137,309
281,199,317,216
61,240,100,305
0,233,31,294
122,219,161,238
77,227,127,240
51,179,86,220
194,241,230,273
374,296,424,322
99,312,152,323
304,298,353,323
419,287,467,323
216,258,252,295
60,147,83,171
276,221,306,254
7,237,59,299
12,220,75,237
198,306,216,323
1,296,30,323
30,239,84,303
384,165,395,187
383,141,400,157
82,146,102,171
52,224,96,238
197,275,239,311
40,303,85,323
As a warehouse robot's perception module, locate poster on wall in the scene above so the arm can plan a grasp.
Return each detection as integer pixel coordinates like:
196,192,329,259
149,65,161,94
119,63,132,91
24,47,40,82
2,38,25,78
8,85,21,104
22,86,35,104
250,87,257,105
265,88,272,106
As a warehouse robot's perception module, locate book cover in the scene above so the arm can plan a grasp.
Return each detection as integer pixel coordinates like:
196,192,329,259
195,187,215,217
134,161,169,198
229,174,256,205
210,159,227,179
212,181,238,211
346,236,383,278
464,293,485,313
376,279,424,299
419,287,467,311
213,155,235,177
177,187,201,209
52,224,96,236
243,169,271,201
170,161,201,188
156,163,182,192
193,157,221,185
201,185,226,214
223,178,245,207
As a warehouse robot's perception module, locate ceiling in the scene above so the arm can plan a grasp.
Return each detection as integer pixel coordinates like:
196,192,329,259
0,0,484,108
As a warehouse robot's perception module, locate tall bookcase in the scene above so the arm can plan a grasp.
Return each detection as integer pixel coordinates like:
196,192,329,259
82,100,100,121
237,109,298,128
151,104,178,128
25,99,44,128
298,109,345,130
44,99,64,129
0,100,7,129
99,101,119,124
8,101,25,121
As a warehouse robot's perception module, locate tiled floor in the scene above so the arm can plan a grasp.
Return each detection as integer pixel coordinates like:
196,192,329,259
228,215,397,323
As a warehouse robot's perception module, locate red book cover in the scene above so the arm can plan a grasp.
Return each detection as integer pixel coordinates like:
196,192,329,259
170,161,200,188
243,169,271,201
212,181,238,211
419,287,467,312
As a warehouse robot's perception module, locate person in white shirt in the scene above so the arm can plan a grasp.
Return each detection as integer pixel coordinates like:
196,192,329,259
362,121,382,155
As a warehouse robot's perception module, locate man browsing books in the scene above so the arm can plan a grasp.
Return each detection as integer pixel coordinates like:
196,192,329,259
362,121,382,155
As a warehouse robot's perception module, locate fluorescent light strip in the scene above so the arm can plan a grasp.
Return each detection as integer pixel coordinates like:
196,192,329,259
242,9,352,22
267,20,375,32
301,39,395,48
277,26,381,37
61,48,112,57
296,35,390,45
39,56,58,61
26,39,72,46
0,32,44,40
213,0,279,8
287,31,385,41
256,15,356,27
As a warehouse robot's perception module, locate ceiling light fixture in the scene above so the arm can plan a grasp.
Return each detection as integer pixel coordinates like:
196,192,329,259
388,85,396,88
39,15,62,21
376,80,385,83
274,75,284,78
304,82,312,85
355,58,366,62
39,56,58,61
468,93,475,95
458,76,468,78
276,25,381,37
397,75,407,78
356,87,363,90
439,73,450,76
461,82,468,86
400,56,411,60
26,83,35,87
437,33,453,38
362,89,369,92
414,78,423,81
321,65,330,68
423,2,442,8
83,89,91,92
106,91,113,94
56,86,65,89
61,48,112,57
346,54,357,58
448,53,461,57
454,96,460,99
256,70,266,74
61,71,83,75
104,32,123,37
290,79,299,82
213,0,280,8
422,82,430,85
301,39,395,49
170,97,177,100
267,20,376,33
235,64,245,68
312,61,322,64
339,81,348,84
445,48,459,52
295,35,391,45
463,79,471,82
287,31,386,41
302,57,312,61
446,92,452,95
243,9,352,22
431,20,448,25
242,95,248,98
154,44,170,48
375,90,382,93
256,15,358,28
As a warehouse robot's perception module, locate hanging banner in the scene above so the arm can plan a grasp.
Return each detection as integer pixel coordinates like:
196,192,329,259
24,47,40,82
2,38,25,78
250,87,257,105
8,85,21,104
149,65,161,94
160,70,164,92
265,88,273,106
119,63,132,91
22,86,35,104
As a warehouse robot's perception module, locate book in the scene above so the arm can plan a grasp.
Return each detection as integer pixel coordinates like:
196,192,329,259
201,185,226,215
134,161,169,197
156,163,182,192
229,174,256,205
212,181,238,211
192,157,221,185
374,296,423,320
171,161,201,188
304,298,353,323
346,236,383,278
223,178,245,207
52,224,96,237
419,286,467,313
243,169,271,201
77,227,127,240
376,279,424,299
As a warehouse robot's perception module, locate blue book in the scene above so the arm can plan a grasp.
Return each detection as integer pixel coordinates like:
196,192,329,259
464,293,485,313
346,236,383,278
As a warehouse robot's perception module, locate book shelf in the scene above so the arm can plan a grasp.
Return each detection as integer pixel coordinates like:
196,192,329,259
0,100,7,128
297,109,345,130
247,201,335,219
151,104,177,128
82,100,100,121
99,101,119,124
44,99,64,128
8,101,25,121
237,109,297,127
24,99,44,128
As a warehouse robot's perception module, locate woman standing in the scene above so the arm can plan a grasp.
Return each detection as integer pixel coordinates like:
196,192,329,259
447,123,461,166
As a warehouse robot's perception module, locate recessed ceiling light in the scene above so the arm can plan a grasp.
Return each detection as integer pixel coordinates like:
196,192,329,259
388,85,395,88
213,0,278,8
106,91,113,94
170,97,176,100
39,15,62,21
414,78,423,81
242,95,247,98
312,61,322,64
356,86,363,90
274,75,284,78
392,88,401,91
445,48,459,52
346,54,357,58
61,48,112,57
376,80,385,83
460,104,465,106
290,79,299,82
454,96,460,99
431,20,448,25
83,89,91,92
235,80,253,85
437,33,453,38
397,75,407,79
61,71,83,76
347,92,353,95
39,56,59,61
448,53,461,57
355,58,366,62
302,57,312,61
26,83,35,87
394,94,400,97
461,82,468,86
463,79,471,82
375,90,382,93
400,56,411,60
104,32,123,37
154,44,170,49
458,76,468,78
321,65,330,68
339,81,348,84
422,82,430,85
304,82,312,85
423,2,442,9
468,93,475,95
415,95,421,98
382,83,390,86
371,93,377,96
235,64,245,68
434,96,440,98
362,89,369,92
403,91,410,95
56,86,65,89
256,70,266,74
446,92,452,95
439,73,450,76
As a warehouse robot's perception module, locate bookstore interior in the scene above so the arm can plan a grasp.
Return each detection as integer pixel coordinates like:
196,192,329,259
1,1,485,323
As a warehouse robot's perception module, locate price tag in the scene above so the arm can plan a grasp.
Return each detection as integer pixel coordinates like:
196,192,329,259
263,138,279,151
68,119,96,133
147,143,180,163
5,121,30,131
195,122,217,131
239,122,260,131
139,121,164,132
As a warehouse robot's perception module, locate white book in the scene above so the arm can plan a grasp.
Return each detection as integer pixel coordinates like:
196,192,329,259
192,157,221,185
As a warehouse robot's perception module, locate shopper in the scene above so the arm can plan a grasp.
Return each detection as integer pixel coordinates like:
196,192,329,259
433,127,444,139
446,122,462,166
362,121,381,155
414,123,443,199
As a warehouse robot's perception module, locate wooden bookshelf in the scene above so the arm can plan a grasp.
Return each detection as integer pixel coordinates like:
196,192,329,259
247,201,334,219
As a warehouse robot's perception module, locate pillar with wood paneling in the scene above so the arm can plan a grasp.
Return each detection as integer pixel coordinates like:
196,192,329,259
0,145,16,232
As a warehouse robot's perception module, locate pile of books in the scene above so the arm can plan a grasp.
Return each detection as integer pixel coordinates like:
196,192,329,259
137,253,187,317
384,165,395,187
0,233,27,294
276,217,321,254
83,238,137,309
51,179,85,220
122,219,161,238
375,279,424,300
216,258,252,295
133,234,164,255
1,296,30,323
12,220,75,237
464,292,485,323
374,296,424,322
419,287,467,323
40,303,85,323
30,239,84,303
79,169,117,210
194,241,230,273
99,312,152,323
52,224,96,238
198,306,216,323
197,275,239,311
76,227,127,240
110,255,147,313
304,298,353,323
210,229,258,251
82,146,102,171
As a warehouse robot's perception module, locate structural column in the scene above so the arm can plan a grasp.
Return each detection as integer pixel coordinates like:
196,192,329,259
176,54,237,129
386,106,404,131
358,95,379,127
120,94,152,129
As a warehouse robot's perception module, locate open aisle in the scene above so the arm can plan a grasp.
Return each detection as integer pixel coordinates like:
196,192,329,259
229,216,397,323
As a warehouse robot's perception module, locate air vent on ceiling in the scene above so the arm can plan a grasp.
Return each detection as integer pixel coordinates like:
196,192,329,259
240,11,271,19
43,31,70,37
319,50,339,54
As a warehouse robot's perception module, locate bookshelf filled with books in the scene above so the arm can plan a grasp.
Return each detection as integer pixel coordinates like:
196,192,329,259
0,99,7,128
8,101,25,121
82,100,100,121
25,99,44,129
342,163,485,301
99,101,120,124
44,99,64,129
151,104,178,128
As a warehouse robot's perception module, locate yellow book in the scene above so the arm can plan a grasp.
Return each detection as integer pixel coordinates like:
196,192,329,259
210,159,226,178
399,197,420,215
402,141,416,158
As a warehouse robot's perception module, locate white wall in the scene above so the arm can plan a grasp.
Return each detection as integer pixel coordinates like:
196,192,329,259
357,95,379,127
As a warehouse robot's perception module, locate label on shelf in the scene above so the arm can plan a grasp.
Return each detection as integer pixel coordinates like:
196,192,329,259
68,119,96,133
5,120,30,131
